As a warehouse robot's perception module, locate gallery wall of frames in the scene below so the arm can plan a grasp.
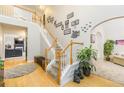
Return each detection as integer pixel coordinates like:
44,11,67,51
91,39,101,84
46,12,92,39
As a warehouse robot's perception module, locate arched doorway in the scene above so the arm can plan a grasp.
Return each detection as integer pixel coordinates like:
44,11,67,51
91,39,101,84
91,16,124,62
96,32,104,60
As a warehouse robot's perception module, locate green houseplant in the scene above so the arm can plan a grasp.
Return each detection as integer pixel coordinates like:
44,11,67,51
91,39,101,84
104,40,114,61
77,45,97,76
0,58,4,70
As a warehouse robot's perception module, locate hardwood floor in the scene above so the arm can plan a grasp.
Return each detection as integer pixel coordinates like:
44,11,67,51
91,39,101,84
4,59,123,87
65,75,123,87
4,59,27,69
4,60,58,87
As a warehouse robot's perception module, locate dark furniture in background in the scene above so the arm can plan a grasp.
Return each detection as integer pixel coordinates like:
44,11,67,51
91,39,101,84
5,49,22,58
34,56,45,70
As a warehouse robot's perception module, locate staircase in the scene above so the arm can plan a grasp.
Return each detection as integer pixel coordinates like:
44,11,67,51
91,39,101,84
45,40,83,85
47,59,59,79
0,6,84,86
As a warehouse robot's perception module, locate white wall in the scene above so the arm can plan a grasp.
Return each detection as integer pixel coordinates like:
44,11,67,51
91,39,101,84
101,19,124,54
0,15,45,62
45,6,124,48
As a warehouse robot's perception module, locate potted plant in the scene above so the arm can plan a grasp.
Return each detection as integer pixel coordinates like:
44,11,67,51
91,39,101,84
104,40,114,61
77,45,97,76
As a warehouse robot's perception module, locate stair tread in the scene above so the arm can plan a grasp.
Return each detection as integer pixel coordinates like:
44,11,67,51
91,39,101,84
48,70,58,80
52,64,58,69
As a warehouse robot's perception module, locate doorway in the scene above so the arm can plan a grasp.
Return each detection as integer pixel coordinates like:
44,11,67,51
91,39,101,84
0,23,27,61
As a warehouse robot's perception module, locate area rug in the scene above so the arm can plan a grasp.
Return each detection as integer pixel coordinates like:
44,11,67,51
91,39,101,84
92,60,124,85
4,63,37,79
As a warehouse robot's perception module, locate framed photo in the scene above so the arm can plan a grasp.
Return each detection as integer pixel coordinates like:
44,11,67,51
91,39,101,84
65,20,69,25
71,31,80,38
90,34,95,43
116,40,124,45
65,20,69,29
50,17,54,23
47,16,54,23
47,16,51,23
56,21,62,27
67,12,74,19
54,21,57,26
61,24,64,30
71,19,79,26
64,28,71,35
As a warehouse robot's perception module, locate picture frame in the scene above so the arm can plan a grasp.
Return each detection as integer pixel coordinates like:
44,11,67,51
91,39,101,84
71,30,80,38
47,16,54,23
64,28,71,35
50,17,54,23
116,40,124,45
61,24,64,30
67,12,74,19
56,21,62,27
90,34,95,43
65,20,69,25
71,19,79,26
54,20,57,26
65,20,69,29
47,16,51,23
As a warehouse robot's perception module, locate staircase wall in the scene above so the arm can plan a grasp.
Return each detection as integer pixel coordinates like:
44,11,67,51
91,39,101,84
45,6,124,48
44,6,124,85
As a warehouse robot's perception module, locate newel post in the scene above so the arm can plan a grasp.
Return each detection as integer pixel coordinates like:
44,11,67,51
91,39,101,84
55,44,62,85
70,40,73,65
45,48,48,71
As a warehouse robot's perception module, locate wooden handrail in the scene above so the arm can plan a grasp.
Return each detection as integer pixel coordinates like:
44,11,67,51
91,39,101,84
60,40,83,65
72,42,83,45
61,43,71,54
45,38,58,70
56,40,83,84
61,40,83,55
47,39,57,51
45,48,48,71
45,28,57,42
